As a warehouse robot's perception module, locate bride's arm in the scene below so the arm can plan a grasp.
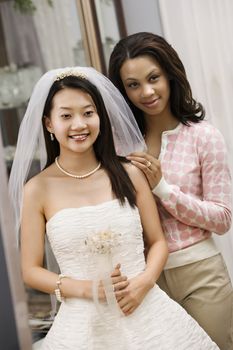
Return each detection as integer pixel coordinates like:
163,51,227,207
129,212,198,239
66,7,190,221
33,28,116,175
116,164,168,315
21,179,128,302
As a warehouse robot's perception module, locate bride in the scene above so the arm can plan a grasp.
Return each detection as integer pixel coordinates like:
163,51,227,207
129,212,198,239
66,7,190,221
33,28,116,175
9,67,218,349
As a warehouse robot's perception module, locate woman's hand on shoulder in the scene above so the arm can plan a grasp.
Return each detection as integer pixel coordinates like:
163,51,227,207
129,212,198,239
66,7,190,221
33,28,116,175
126,152,162,189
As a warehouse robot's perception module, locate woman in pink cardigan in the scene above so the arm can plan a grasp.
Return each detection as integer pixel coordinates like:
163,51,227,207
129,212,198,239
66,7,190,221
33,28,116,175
109,32,233,350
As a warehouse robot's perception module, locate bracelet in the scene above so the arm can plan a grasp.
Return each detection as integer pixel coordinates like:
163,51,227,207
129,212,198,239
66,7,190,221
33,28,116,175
54,274,68,302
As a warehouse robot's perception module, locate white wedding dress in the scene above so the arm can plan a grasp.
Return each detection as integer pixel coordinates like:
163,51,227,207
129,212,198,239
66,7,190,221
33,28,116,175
36,199,218,350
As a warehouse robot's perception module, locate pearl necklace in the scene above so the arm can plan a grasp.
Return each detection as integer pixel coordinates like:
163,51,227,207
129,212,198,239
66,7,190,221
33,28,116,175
55,157,101,179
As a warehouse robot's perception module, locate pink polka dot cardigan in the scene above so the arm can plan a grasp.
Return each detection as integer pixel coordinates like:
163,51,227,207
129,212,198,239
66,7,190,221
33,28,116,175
152,121,232,253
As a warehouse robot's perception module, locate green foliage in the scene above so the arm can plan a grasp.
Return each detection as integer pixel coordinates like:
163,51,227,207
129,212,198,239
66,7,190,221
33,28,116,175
14,0,53,14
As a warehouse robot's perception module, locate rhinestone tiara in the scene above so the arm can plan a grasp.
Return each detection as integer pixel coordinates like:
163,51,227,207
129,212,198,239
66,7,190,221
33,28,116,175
55,69,87,81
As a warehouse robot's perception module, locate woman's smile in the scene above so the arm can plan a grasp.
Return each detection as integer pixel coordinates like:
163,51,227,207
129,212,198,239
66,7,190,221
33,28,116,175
120,56,171,118
141,97,160,108
46,88,100,154
69,133,90,141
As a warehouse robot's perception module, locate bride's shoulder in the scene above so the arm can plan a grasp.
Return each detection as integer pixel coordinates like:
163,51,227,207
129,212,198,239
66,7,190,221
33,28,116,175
123,162,147,187
23,165,53,197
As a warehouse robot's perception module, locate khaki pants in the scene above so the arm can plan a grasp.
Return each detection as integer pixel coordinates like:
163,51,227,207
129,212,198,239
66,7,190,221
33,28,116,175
157,254,233,350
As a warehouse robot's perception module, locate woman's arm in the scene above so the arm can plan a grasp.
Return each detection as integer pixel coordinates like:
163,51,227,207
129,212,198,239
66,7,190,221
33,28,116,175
116,164,168,315
152,128,232,234
21,178,128,302
127,128,232,234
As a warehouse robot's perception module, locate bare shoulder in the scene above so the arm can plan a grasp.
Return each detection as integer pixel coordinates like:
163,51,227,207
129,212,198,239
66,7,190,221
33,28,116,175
123,162,148,190
23,167,51,200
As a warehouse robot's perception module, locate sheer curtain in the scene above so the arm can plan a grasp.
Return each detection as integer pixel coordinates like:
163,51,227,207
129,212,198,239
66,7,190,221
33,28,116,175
32,0,86,70
159,0,233,282
0,1,44,69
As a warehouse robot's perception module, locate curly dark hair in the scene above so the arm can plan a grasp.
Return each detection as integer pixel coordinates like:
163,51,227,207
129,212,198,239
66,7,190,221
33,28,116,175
109,32,205,134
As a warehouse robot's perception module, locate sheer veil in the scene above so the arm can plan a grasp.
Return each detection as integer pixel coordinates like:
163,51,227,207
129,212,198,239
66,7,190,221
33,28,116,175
8,66,146,320
9,66,146,243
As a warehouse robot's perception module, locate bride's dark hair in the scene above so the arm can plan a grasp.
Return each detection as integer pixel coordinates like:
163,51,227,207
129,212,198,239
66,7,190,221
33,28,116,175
42,75,136,207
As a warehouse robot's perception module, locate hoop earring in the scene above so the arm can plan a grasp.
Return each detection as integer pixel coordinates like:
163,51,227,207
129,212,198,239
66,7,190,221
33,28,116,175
50,133,54,141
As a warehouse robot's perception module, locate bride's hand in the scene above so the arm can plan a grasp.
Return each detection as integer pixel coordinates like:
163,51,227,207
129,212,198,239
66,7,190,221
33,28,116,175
115,272,153,316
98,264,129,301
126,152,162,189
111,263,129,292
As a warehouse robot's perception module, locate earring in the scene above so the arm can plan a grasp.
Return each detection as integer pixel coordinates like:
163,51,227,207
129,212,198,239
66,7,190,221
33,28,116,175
50,133,54,141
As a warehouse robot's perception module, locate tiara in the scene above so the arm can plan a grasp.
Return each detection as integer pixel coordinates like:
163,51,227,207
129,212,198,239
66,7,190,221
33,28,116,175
55,69,87,81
